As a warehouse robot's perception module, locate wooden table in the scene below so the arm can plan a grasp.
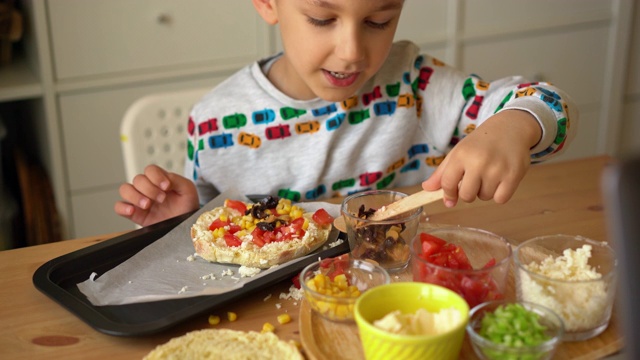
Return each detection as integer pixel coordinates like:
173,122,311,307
0,155,624,359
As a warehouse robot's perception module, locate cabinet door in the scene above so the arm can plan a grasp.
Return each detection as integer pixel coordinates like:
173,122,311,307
71,188,136,238
47,0,266,80
395,0,448,45
462,27,608,106
463,0,613,34
462,26,609,160
59,77,228,192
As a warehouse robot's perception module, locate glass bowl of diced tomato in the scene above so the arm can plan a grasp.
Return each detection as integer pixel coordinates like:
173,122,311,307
410,227,513,308
300,254,391,322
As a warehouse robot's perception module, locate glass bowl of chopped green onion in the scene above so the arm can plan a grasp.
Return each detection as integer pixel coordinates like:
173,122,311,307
466,300,564,360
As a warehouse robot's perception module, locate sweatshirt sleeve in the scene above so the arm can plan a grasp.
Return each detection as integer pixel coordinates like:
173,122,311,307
496,82,577,161
406,44,578,165
455,74,578,163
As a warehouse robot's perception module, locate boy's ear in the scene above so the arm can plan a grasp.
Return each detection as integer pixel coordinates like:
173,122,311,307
252,0,279,25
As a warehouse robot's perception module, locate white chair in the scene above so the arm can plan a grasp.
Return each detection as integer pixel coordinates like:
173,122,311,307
120,88,209,182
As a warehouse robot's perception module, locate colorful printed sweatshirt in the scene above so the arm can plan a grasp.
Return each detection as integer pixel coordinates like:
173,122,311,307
186,41,577,204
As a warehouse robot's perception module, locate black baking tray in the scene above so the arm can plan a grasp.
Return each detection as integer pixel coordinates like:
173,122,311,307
33,212,349,337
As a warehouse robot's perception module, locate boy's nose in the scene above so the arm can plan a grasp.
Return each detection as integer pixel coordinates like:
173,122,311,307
334,26,365,63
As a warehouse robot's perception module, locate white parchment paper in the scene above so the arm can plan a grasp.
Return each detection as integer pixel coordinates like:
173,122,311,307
77,189,341,306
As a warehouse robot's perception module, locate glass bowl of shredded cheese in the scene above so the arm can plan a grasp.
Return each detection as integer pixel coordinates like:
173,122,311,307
467,300,564,360
300,254,390,322
354,282,469,360
514,234,617,341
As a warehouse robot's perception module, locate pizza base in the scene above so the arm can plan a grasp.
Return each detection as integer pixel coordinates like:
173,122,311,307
143,329,303,360
191,207,330,268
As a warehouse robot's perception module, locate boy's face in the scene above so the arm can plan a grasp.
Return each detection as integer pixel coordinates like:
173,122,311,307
265,0,404,102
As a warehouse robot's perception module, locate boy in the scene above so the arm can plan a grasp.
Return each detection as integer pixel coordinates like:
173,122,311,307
115,0,577,227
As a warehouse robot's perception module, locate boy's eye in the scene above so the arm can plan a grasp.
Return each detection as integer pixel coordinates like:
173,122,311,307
306,17,334,27
306,17,391,30
365,20,391,30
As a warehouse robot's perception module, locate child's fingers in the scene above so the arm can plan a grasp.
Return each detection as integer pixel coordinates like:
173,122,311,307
477,180,499,201
424,156,464,207
165,171,195,194
114,200,136,218
493,180,518,204
131,173,167,205
118,181,153,210
143,165,171,191
457,174,482,203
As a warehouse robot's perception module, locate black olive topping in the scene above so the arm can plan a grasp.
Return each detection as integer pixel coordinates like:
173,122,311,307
256,221,276,231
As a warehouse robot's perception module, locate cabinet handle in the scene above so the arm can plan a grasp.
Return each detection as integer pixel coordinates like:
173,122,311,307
157,13,172,25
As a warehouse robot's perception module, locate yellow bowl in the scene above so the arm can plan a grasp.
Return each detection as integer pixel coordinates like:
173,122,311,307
354,282,470,360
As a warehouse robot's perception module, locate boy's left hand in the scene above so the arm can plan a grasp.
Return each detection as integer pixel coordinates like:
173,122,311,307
422,110,542,207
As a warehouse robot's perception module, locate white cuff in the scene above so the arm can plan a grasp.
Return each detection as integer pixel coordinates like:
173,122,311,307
499,96,558,155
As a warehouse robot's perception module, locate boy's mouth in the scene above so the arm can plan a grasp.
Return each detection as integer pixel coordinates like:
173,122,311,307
329,71,350,79
324,69,359,87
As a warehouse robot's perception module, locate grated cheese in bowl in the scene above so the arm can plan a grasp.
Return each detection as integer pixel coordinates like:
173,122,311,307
515,239,617,338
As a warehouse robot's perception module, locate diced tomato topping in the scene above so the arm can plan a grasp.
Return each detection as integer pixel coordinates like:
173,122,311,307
275,217,306,241
419,233,446,257
251,227,277,247
318,254,350,281
414,231,501,308
291,217,306,231
209,219,241,234
312,208,334,226
223,234,242,247
482,258,497,269
450,246,472,270
252,237,265,247
209,219,228,231
224,199,247,215
328,256,349,280
292,274,301,289
319,258,333,268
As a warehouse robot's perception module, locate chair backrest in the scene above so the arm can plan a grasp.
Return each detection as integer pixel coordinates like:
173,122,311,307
120,88,209,182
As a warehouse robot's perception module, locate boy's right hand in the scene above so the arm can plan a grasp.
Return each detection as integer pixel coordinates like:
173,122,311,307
114,165,199,227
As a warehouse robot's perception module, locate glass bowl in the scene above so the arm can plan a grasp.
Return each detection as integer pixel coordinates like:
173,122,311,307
514,234,617,341
467,300,564,360
410,226,512,308
341,190,423,273
300,255,390,322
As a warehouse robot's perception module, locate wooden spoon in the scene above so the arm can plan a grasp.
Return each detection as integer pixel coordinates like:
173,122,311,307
333,189,445,232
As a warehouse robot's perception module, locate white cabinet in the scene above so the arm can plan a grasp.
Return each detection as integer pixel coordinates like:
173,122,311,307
398,0,634,162
47,0,263,80
2,0,274,239
1,0,635,241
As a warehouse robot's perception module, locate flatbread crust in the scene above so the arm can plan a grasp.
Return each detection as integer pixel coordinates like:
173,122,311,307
143,329,304,360
191,202,331,268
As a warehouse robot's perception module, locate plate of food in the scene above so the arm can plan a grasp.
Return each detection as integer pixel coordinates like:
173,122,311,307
33,193,348,336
